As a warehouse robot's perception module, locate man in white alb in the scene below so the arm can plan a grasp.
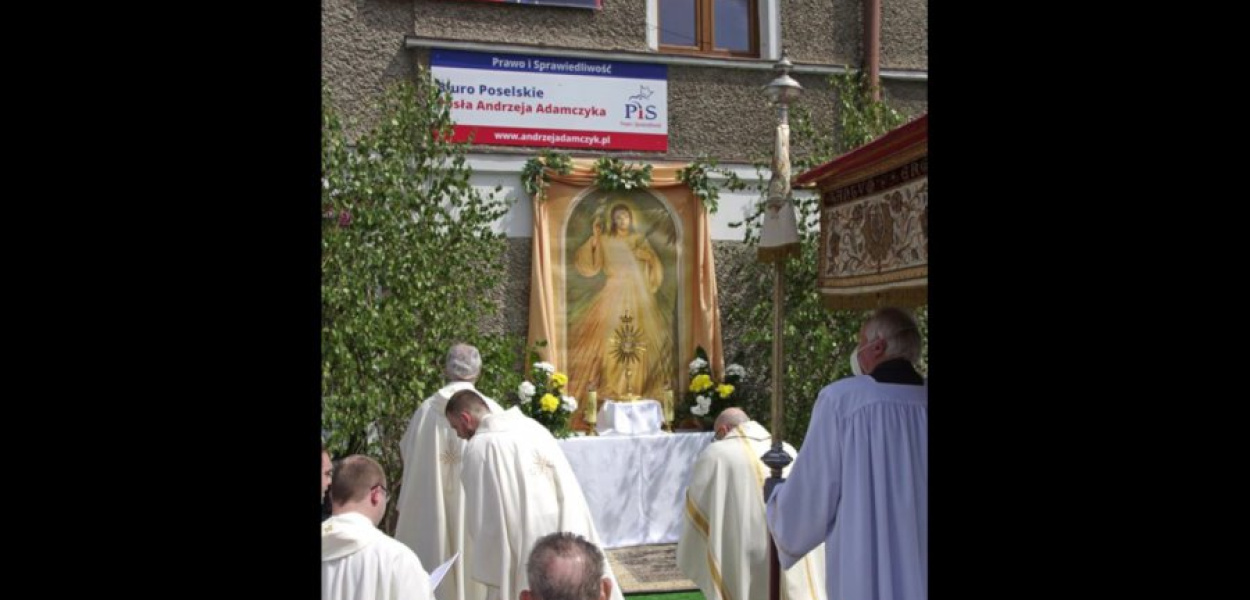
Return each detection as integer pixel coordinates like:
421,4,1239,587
394,343,504,600
767,307,928,600
678,407,826,600
445,389,624,600
322,454,432,600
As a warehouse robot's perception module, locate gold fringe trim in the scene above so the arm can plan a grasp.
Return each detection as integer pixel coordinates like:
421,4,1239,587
820,285,928,311
757,243,800,263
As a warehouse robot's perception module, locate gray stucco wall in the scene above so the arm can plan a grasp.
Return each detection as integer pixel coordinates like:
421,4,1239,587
495,237,534,337
325,0,928,140
883,79,928,118
711,240,764,366
411,0,649,52
666,68,836,162
882,0,928,69
323,0,417,139
830,0,930,70
820,0,929,70
787,0,848,64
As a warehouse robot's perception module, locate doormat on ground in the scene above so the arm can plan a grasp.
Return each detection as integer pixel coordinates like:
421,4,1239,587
606,544,698,594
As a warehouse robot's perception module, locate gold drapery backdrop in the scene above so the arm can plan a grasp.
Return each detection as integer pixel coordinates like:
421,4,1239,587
527,159,724,431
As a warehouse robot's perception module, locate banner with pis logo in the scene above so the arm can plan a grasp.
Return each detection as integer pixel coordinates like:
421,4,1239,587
431,48,668,152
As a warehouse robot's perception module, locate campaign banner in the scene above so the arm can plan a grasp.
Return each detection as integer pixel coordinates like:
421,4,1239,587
430,48,668,152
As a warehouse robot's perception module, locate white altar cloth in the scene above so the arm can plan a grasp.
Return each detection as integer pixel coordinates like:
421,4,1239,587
595,399,664,436
556,431,714,548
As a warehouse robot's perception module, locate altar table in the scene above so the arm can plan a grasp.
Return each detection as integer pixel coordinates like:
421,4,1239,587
556,431,715,548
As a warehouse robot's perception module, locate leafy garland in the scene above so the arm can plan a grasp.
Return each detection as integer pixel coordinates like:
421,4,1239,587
678,156,745,215
522,151,745,216
592,157,652,192
521,150,574,201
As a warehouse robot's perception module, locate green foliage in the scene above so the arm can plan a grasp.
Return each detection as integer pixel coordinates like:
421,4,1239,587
592,157,652,191
678,155,746,215
521,150,573,201
829,71,906,153
726,71,924,448
322,77,526,532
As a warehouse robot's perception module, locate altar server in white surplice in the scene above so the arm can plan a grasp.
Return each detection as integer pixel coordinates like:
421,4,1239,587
678,408,826,600
767,307,928,600
322,455,432,600
394,343,504,600
445,389,625,600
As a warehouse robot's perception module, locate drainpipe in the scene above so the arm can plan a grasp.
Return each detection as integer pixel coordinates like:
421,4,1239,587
864,0,881,101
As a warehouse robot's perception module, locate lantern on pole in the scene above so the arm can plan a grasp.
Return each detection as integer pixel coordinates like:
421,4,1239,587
759,49,802,600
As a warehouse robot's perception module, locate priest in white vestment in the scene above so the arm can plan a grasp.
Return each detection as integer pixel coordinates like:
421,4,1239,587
678,408,826,600
323,454,433,600
445,389,625,600
767,307,928,600
395,344,504,600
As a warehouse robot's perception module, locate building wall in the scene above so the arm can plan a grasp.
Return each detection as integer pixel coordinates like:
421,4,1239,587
787,0,846,63
883,0,928,69
323,0,927,340
323,0,419,140
666,67,837,163
411,0,650,52
323,0,928,138
818,0,928,69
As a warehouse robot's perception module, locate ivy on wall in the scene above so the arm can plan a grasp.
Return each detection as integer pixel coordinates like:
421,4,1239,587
521,150,573,201
678,156,745,215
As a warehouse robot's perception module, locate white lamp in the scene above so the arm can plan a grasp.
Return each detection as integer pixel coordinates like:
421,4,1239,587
759,49,803,263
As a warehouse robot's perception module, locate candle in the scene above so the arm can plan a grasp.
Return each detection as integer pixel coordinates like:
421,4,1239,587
586,390,598,425
663,389,674,422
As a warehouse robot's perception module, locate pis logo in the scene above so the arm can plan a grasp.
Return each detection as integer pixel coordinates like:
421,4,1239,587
623,85,658,120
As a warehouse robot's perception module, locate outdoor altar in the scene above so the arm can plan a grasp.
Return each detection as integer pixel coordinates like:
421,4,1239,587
555,430,714,548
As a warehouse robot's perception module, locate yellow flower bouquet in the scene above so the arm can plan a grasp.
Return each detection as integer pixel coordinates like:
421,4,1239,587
682,346,746,429
516,358,577,439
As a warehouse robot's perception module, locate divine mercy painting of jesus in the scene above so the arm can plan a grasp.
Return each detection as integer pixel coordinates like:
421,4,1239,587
562,190,679,403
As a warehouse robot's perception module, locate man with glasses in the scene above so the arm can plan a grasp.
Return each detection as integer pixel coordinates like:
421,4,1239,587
323,454,432,600
677,408,825,600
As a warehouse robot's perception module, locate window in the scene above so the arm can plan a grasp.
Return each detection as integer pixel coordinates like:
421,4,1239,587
658,0,758,57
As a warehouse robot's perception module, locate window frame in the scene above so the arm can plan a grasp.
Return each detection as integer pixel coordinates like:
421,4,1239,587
657,0,760,58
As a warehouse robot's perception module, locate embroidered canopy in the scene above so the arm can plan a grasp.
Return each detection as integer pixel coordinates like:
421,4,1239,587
796,114,928,310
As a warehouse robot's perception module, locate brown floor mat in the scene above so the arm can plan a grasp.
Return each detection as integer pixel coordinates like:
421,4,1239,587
606,544,698,594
